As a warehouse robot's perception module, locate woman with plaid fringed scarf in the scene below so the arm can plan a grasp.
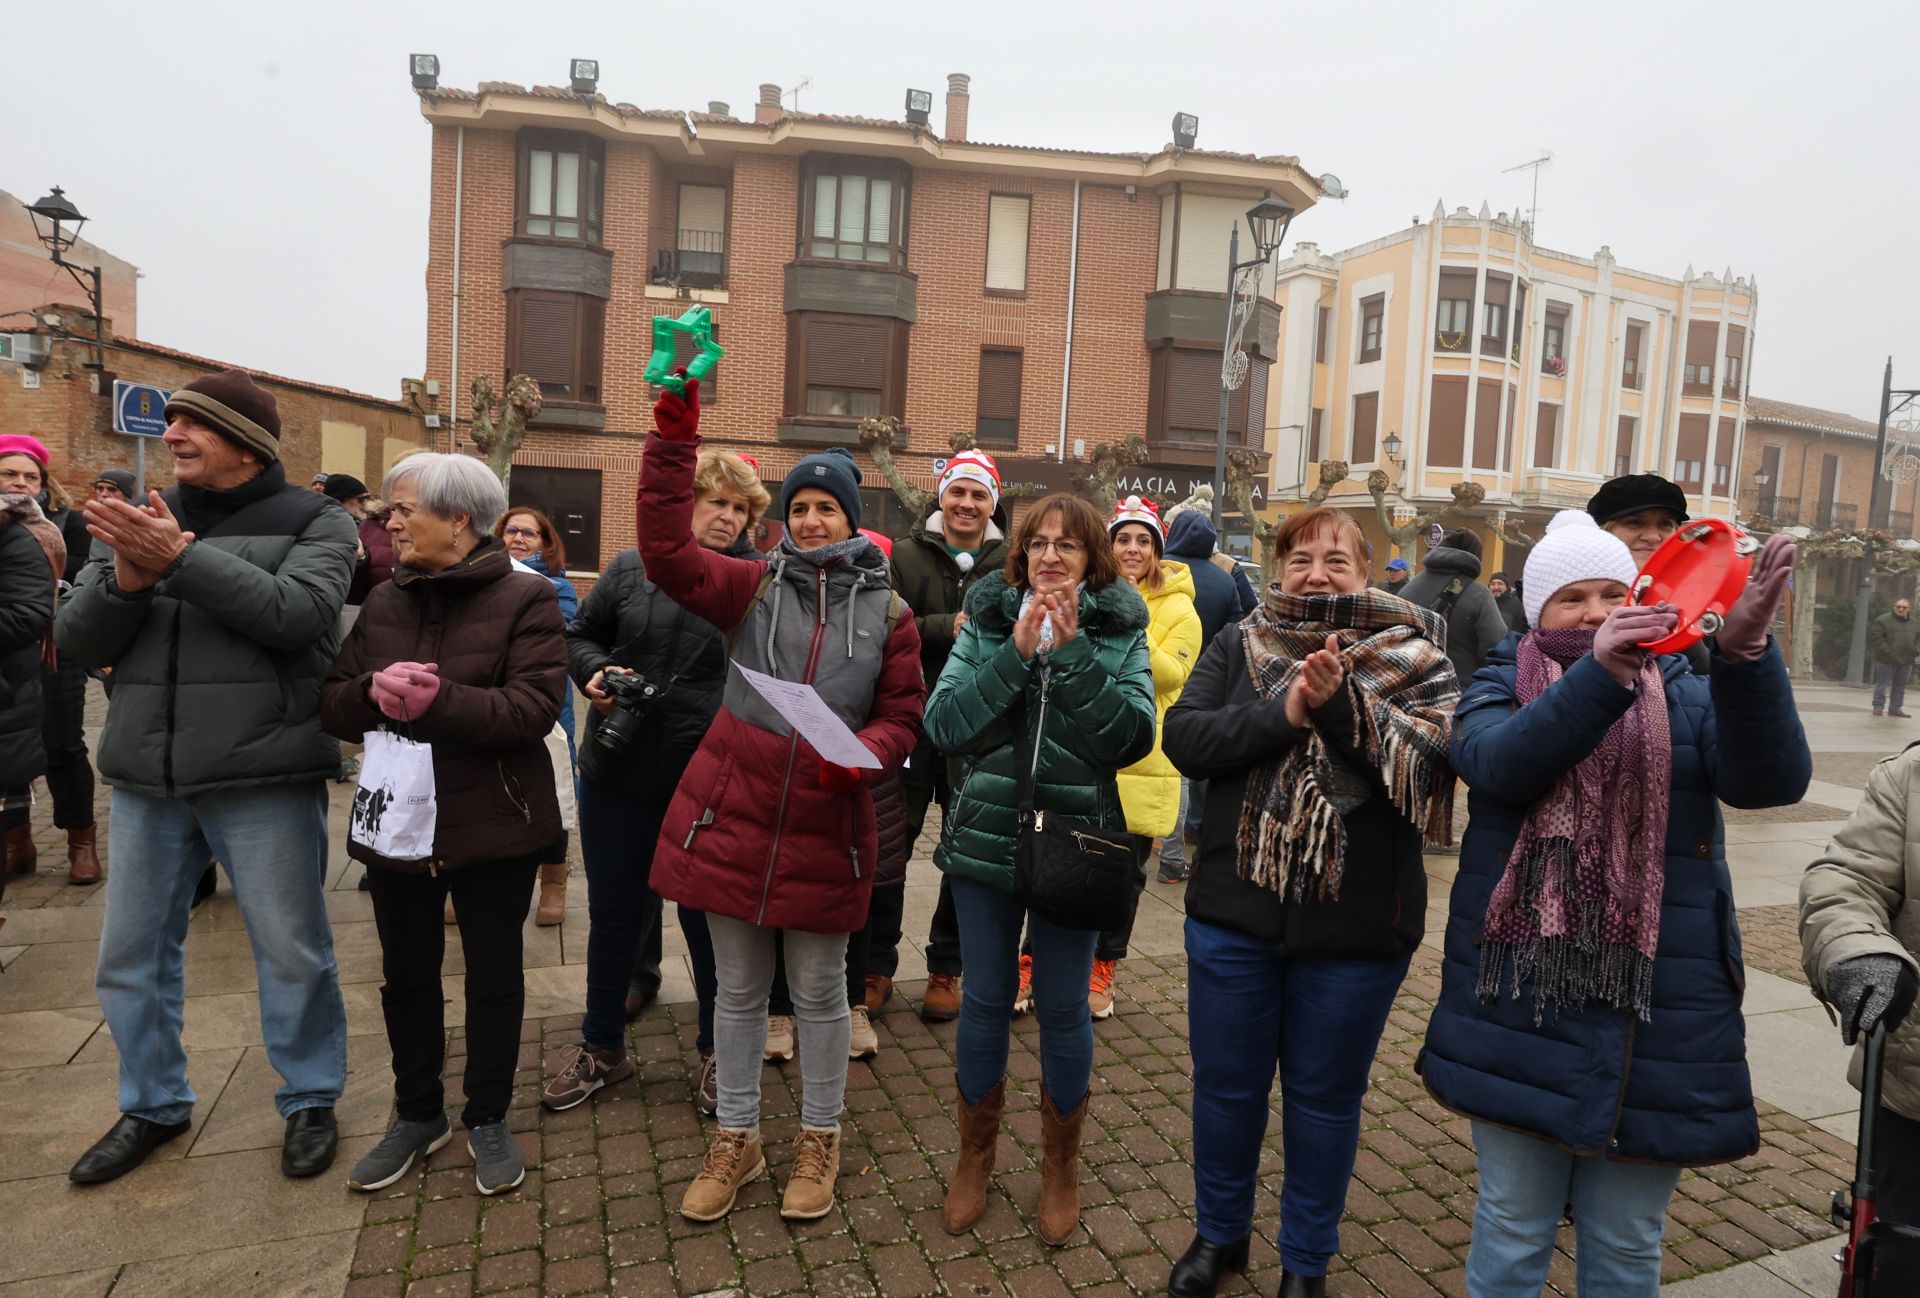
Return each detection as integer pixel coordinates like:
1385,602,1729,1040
1418,510,1807,1297
1162,508,1460,1298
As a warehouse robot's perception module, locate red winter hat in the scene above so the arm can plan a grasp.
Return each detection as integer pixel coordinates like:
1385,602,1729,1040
1109,494,1165,552
938,449,1001,509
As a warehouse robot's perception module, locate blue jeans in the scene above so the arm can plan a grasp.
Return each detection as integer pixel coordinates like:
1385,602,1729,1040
97,782,346,1124
949,876,1098,1109
1467,1122,1681,1297
1875,661,1912,713
1185,918,1410,1276
577,778,666,1052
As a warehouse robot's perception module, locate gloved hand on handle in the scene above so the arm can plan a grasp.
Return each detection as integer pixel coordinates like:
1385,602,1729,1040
1715,533,1797,662
1826,953,1919,1046
1595,603,1679,688
371,661,442,722
652,375,701,443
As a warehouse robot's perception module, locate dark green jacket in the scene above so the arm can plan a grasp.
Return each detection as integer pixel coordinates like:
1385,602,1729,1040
889,506,1011,686
55,468,356,798
1870,611,1920,667
924,570,1157,891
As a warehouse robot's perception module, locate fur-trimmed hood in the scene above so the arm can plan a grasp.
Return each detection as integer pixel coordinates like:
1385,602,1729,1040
964,569,1151,636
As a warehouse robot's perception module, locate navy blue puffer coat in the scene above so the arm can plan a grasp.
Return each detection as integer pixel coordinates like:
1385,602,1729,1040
1418,635,1810,1166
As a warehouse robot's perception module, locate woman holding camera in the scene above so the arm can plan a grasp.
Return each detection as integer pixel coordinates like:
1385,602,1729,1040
637,379,923,1224
924,493,1156,1246
541,451,770,1116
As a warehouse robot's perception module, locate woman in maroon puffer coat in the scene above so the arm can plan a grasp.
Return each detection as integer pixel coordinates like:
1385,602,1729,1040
638,379,924,1227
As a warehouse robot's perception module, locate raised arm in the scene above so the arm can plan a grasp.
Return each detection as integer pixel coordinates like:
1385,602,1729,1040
636,434,765,631
163,506,357,650
1702,640,1811,809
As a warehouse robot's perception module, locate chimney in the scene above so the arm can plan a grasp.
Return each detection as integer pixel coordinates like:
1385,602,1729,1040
944,73,970,141
707,100,730,117
755,82,782,125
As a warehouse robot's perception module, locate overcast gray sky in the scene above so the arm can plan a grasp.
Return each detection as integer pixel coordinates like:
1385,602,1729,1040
9,0,1916,421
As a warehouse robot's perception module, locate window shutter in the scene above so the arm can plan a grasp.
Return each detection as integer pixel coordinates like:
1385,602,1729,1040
1616,415,1636,473
1241,355,1270,446
1167,348,1218,435
1172,194,1243,292
679,184,726,236
516,294,577,394
1315,305,1330,363
1533,403,1559,468
1351,392,1379,462
1472,378,1502,469
1309,407,1324,461
978,350,1021,421
806,318,887,390
985,195,1030,292
1715,416,1737,476
1483,273,1511,307
1677,413,1710,463
1428,377,1468,467
1686,322,1718,367
1725,325,1746,358
579,299,604,404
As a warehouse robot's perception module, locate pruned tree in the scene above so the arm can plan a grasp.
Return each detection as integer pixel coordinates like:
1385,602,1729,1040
1306,460,1348,506
1365,470,1463,554
857,416,932,518
1070,434,1151,512
1223,449,1278,570
468,373,543,488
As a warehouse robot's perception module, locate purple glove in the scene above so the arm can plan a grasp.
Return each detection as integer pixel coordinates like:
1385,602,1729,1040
1716,534,1796,662
1594,604,1679,687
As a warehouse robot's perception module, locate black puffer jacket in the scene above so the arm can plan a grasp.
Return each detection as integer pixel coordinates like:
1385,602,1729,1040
0,519,55,789
565,532,756,798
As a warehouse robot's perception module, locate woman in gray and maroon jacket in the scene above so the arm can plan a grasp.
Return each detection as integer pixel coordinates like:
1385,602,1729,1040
321,452,565,1200
638,378,923,1227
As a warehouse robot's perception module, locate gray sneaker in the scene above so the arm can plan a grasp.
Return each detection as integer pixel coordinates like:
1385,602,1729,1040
347,1113,452,1192
467,1121,525,1196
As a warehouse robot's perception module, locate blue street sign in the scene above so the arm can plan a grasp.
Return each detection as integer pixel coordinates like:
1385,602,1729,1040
113,380,172,437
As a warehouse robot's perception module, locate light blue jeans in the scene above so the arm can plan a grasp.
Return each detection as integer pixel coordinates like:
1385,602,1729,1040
1466,1122,1682,1298
97,782,347,1124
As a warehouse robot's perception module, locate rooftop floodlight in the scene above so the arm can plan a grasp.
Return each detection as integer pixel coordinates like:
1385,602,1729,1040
1171,112,1199,150
905,88,933,125
410,53,439,91
570,58,600,94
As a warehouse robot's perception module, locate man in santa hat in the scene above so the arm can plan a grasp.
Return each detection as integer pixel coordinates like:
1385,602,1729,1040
874,450,1009,1021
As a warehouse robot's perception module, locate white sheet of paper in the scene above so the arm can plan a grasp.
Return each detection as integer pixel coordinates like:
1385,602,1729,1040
734,664,882,768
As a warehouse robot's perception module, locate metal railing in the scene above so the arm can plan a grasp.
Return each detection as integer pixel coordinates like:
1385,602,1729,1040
1813,500,1858,530
1754,495,1797,525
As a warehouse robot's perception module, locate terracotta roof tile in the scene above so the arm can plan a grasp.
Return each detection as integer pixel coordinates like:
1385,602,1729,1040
1746,395,1879,440
109,335,410,412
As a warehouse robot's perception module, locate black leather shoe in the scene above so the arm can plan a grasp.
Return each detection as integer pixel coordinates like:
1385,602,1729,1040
1168,1233,1250,1298
1277,1272,1327,1298
69,1114,192,1184
282,1107,339,1178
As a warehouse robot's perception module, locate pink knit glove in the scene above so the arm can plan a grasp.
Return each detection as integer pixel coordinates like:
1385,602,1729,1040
1716,534,1796,662
372,661,442,721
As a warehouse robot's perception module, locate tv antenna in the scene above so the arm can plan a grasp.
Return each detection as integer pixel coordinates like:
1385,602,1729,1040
787,75,813,111
1502,151,1553,235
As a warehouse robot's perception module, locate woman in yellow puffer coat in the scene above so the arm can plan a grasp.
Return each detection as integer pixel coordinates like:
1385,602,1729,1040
1097,496,1202,1017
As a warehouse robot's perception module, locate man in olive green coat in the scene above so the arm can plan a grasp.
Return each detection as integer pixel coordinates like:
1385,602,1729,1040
1870,597,1920,717
56,370,357,1187
880,451,1009,1019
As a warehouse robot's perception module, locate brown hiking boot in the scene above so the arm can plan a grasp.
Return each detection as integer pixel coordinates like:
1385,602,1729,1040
1036,1089,1089,1246
921,973,962,1022
942,1078,1006,1234
863,973,893,1013
680,1128,764,1221
66,825,101,885
541,1044,634,1111
534,861,567,926
4,824,37,880
780,1126,841,1221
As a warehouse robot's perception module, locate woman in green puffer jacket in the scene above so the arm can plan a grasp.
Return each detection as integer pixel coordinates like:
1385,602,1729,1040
923,492,1156,1249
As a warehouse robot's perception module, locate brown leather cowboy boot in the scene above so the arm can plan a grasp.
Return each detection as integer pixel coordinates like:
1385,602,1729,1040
3,824,36,880
1035,1088,1089,1246
66,825,101,885
941,1078,1006,1234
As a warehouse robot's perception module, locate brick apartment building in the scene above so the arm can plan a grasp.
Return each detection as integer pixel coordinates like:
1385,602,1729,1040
1,308,430,499
1739,395,1920,538
416,71,1321,573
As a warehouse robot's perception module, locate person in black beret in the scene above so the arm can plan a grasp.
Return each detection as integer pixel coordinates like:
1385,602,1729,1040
1585,473,1689,570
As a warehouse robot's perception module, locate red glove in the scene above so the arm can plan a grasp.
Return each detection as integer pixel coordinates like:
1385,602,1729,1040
652,375,701,443
818,757,865,793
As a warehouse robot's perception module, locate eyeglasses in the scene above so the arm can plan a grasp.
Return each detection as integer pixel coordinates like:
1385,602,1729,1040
502,526,543,540
1023,538,1084,559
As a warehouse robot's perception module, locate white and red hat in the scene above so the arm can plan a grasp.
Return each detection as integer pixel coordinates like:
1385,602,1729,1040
1108,495,1165,552
937,449,1001,509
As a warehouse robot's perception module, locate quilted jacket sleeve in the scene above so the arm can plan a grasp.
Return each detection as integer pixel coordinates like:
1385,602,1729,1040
161,505,357,650
1800,753,1918,992
1147,592,1202,698
1451,651,1637,805
0,524,54,657
565,554,627,692
925,621,1032,759
1045,628,1157,770
853,616,926,773
1701,639,1811,809
56,550,159,669
636,436,766,631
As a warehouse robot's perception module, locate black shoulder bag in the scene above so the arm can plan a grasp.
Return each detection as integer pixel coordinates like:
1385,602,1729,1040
1013,672,1141,932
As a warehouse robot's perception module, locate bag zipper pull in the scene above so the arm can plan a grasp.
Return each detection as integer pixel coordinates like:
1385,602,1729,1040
850,846,861,879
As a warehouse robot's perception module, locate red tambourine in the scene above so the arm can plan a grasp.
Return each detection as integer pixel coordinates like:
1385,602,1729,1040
1629,518,1760,653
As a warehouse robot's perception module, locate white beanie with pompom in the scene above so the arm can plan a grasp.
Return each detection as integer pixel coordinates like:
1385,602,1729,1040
1522,509,1639,628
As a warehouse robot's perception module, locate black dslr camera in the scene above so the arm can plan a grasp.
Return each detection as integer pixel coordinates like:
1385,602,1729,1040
595,671,664,754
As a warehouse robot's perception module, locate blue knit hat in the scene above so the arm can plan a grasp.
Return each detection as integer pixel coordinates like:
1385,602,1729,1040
782,447,863,529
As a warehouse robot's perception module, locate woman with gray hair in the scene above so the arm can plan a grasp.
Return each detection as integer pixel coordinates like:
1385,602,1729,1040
320,452,567,1197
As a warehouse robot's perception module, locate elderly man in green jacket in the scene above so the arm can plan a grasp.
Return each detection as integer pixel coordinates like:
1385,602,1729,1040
56,370,358,1187
1870,598,1920,717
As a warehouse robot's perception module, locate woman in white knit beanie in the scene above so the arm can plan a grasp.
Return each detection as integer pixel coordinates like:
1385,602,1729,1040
1421,509,1807,1295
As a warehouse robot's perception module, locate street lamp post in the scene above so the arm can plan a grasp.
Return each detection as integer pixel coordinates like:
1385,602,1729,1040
1212,198,1296,531
1845,358,1920,684
25,186,106,371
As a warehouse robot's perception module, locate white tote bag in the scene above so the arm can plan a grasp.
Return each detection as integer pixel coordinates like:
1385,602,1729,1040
350,729,438,861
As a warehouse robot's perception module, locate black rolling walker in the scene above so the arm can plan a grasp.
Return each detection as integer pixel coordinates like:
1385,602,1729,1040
1833,1022,1920,1296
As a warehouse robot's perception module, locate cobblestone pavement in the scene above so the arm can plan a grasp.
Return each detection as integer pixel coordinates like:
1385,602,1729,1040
0,681,1874,1296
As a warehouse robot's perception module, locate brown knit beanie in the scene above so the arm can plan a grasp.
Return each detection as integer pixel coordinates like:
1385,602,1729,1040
163,370,281,463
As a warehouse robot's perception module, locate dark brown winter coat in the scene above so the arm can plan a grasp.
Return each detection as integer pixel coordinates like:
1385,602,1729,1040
321,537,566,873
